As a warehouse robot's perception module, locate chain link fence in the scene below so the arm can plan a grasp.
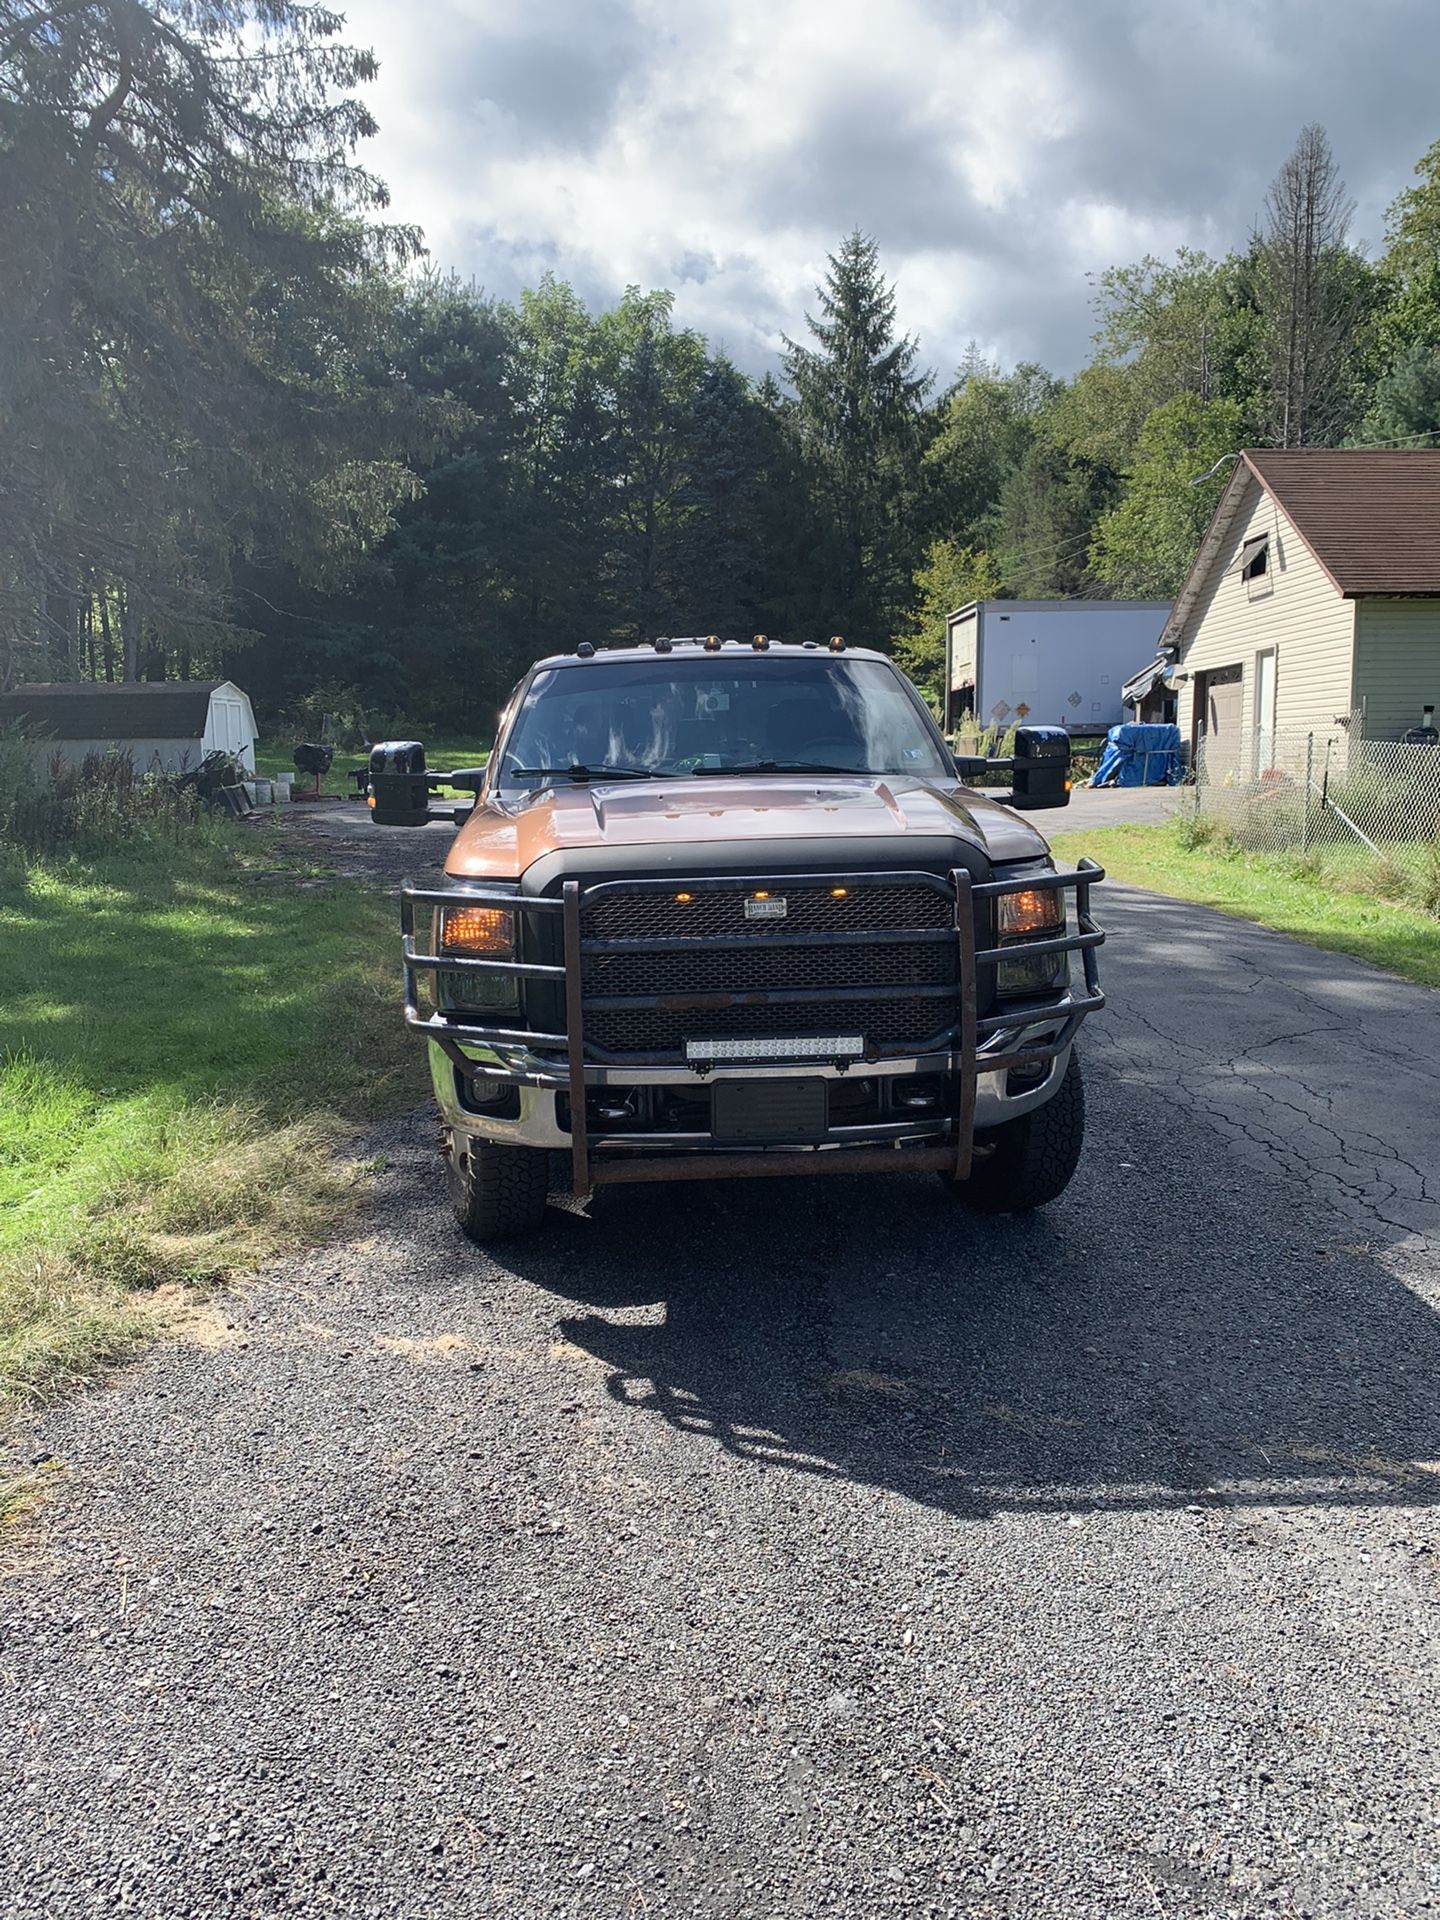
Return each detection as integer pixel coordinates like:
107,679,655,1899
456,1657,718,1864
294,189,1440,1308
1192,717,1440,906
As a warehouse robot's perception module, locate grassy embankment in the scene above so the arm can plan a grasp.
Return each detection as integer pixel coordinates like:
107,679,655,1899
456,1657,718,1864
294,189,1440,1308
0,818,424,1409
1050,819,1440,990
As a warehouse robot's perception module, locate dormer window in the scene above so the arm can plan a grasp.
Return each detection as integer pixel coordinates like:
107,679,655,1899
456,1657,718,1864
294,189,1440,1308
1239,535,1269,581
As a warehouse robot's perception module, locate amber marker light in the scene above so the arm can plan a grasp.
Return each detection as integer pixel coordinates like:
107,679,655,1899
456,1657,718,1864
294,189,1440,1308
828,634,846,652
440,905,515,955
751,890,771,900
997,889,1063,938
674,892,694,903
830,887,849,898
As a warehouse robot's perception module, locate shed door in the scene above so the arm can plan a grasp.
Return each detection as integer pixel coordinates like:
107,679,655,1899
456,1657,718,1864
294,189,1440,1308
210,698,241,755
1198,664,1244,776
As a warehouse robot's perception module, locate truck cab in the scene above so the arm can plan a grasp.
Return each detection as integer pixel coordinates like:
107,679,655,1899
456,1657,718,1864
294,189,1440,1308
367,637,1105,1242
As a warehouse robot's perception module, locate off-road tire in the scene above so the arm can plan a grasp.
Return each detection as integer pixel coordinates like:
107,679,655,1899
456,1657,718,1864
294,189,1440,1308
947,1050,1086,1214
447,1136,551,1242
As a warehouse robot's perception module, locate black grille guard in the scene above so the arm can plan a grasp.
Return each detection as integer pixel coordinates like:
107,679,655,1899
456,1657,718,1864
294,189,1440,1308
400,861,1106,1197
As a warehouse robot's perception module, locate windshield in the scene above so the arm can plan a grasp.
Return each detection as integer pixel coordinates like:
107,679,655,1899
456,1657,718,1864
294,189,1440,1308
495,656,952,786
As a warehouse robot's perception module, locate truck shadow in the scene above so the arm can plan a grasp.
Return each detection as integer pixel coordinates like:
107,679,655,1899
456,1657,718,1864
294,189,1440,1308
498,1124,1440,1524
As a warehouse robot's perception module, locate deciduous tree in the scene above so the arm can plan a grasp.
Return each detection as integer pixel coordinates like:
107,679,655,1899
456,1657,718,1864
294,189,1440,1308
0,0,427,682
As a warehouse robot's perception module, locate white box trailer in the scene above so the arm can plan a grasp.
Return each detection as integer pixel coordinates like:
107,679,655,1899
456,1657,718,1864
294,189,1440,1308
944,599,1172,735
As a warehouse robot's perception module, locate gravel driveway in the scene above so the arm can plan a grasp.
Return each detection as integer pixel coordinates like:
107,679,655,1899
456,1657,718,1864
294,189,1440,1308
3,825,1439,1919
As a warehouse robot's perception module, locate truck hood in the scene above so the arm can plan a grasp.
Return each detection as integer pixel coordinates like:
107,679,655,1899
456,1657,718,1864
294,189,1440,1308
445,774,1052,879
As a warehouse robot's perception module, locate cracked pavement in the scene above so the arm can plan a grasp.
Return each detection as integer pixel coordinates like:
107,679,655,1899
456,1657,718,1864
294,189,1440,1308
2,874,1439,1919
1092,886,1438,1247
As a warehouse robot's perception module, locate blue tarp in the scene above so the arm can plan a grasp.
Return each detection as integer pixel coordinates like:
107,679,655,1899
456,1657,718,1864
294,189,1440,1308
1089,722,1183,788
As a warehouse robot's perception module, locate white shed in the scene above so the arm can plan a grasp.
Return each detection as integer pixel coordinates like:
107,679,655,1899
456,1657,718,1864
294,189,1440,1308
0,680,257,776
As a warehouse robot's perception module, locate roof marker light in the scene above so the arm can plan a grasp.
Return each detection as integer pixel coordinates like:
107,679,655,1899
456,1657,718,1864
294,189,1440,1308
703,634,723,653
828,634,846,653
576,641,596,658
653,635,673,653
752,633,769,651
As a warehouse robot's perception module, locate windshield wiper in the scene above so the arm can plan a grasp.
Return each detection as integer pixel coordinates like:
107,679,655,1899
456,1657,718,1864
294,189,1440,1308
688,760,862,776
507,764,659,783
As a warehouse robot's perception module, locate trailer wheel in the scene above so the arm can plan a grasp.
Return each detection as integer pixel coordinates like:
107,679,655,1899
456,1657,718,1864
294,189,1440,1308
945,1051,1085,1213
447,1135,551,1243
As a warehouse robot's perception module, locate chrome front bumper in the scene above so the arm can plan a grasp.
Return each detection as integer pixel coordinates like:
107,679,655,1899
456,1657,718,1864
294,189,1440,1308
402,861,1105,1194
430,1036,1073,1153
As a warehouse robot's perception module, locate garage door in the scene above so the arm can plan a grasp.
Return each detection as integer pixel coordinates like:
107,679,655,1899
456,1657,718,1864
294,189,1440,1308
1201,665,1243,776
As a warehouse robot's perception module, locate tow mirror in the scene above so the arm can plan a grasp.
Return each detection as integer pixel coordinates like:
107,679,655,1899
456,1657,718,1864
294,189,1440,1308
1009,725,1071,810
368,740,431,827
949,727,1071,810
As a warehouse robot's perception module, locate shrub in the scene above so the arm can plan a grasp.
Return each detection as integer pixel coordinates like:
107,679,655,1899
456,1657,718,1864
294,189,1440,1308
273,684,375,751
0,731,212,857
949,721,1017,785
1172,810,1219,852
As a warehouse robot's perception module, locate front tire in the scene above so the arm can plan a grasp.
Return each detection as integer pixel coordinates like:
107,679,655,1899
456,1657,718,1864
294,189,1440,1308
947,1050,1086,1213
447,1135,551,1243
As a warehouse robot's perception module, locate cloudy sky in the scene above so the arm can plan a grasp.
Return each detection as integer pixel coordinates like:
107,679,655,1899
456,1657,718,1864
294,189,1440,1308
342,0,1440,381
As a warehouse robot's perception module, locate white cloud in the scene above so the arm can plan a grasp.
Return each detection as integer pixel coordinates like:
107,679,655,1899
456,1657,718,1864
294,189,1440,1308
339,0,1440,377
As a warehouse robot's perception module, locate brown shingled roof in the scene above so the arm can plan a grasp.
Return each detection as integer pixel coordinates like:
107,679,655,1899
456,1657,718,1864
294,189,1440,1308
1243,449,1440,595
0,681,221,740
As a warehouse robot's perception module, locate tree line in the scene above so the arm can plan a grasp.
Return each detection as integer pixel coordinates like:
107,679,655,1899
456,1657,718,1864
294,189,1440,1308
5,1,1440,730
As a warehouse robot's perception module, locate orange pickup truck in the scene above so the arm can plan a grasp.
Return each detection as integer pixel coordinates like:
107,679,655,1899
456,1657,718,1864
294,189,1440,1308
365,637,1105,1242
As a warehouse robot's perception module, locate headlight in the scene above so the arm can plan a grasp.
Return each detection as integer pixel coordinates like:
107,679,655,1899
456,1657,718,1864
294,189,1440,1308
996,883,1067,998
436,902,518,1013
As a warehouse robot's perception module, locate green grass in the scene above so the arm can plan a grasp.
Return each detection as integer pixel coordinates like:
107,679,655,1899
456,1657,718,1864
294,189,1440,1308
0,825,424,1405
1050,822,1440,989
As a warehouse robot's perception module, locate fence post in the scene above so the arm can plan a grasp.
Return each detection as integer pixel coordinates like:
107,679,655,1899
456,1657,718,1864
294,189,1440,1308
1301,732,1313,855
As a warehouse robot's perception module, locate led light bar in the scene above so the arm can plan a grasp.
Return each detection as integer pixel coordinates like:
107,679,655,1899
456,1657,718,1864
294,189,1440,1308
685,1035,865,1063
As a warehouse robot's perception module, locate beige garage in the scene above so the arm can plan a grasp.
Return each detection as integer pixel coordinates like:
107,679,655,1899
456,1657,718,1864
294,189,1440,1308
1162,450,1440,771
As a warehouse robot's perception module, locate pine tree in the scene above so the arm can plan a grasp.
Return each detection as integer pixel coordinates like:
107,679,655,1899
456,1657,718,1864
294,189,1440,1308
781,232,932,646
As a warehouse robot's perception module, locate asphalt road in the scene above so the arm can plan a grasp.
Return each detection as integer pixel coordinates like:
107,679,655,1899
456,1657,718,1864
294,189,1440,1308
4,858,1439,1917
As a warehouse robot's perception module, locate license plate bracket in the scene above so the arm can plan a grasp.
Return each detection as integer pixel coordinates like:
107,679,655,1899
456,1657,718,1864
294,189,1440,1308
711,1077,827,1144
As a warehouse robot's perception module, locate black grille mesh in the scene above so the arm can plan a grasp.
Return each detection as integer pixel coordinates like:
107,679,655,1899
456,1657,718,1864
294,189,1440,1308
581,883,951,941
578,880,959,1058
585,939,953,999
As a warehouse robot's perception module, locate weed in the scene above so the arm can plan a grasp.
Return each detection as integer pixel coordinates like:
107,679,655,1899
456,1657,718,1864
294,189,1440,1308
1423,843,1440,919
1171,810,1218,852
